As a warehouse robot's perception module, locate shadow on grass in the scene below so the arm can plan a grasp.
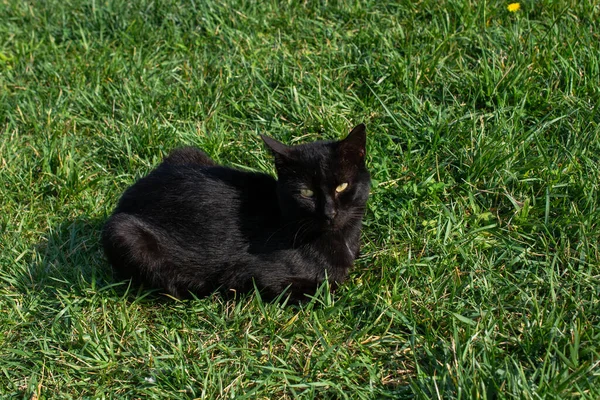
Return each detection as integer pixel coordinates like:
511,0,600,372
19,216,149,302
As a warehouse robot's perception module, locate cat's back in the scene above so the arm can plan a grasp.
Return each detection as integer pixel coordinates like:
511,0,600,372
114,162,279,226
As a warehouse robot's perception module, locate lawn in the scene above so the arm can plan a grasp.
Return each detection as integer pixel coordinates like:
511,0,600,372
1,0,599,398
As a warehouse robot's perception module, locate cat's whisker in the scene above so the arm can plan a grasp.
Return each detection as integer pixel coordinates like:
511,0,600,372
292,220,314,247
264,218,305,245
349,213,366,220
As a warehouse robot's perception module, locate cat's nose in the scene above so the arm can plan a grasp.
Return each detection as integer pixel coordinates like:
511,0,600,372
324,206,337,221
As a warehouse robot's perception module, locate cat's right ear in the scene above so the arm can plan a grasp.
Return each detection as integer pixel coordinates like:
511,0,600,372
260,135,290,158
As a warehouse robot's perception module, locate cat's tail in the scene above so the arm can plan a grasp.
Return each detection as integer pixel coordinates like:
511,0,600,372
101,213,164,284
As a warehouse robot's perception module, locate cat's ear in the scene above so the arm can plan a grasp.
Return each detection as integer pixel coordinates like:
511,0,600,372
260,135,290,158
339,123,366,161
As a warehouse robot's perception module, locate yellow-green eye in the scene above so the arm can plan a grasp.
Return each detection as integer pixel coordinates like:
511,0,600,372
300,188,314,198
335,183,349,193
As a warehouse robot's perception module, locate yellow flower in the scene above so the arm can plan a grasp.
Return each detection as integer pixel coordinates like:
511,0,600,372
507,3,521,12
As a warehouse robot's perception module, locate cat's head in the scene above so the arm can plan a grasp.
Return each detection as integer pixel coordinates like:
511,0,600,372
261,124,371,231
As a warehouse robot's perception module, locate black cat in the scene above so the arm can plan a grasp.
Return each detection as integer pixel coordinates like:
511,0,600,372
102,124,371,303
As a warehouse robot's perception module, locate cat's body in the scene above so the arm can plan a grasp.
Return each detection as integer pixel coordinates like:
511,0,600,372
102,124,370,302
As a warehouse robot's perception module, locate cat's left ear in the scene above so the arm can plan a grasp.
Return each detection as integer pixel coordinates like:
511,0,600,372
339,123,366,161
260,135,290,158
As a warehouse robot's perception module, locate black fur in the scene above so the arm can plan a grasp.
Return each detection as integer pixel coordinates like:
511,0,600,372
102,124,371,303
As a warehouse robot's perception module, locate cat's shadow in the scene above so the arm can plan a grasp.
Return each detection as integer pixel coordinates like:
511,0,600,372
22,216,118,298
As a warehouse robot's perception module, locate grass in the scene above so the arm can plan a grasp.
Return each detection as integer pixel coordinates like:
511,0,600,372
1,0,599,398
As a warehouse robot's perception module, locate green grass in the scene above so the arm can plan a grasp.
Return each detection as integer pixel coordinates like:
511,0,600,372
1,0,599,398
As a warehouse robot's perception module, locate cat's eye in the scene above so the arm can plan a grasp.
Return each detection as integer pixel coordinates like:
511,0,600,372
335,183,349,193
300,188,314,198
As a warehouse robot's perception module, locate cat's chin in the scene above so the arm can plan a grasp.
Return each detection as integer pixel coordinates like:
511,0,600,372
319,220,343,233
